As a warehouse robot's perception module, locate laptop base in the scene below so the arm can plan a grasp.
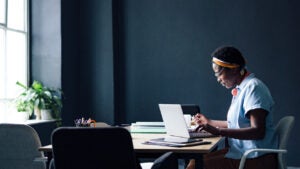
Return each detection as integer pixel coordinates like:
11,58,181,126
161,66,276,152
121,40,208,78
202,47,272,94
164,135,202,143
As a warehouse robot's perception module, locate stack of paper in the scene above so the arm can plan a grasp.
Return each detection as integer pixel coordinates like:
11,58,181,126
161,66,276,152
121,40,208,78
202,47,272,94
130,121,166,133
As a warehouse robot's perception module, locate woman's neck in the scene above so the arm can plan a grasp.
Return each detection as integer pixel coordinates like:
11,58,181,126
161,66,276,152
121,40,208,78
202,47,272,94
236,69,249,85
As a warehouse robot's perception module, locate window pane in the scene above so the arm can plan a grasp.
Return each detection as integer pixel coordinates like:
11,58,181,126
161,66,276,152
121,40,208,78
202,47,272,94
0,0,5,24
0,0,28,121
6,30,27,98
7,0,25,31
0,28,5,99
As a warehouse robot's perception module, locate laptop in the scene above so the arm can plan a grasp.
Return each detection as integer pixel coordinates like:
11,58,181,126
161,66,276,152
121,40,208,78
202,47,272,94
158,104,214,143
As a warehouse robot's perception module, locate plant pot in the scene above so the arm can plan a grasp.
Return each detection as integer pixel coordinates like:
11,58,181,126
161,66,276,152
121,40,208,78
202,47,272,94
41,109,53,120
12,111,30,122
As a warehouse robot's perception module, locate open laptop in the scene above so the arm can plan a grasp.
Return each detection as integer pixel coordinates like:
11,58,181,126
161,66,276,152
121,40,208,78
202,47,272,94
158,104,214,143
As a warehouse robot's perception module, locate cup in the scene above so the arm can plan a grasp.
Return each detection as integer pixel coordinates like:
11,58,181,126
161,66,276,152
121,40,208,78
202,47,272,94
183,114,192,128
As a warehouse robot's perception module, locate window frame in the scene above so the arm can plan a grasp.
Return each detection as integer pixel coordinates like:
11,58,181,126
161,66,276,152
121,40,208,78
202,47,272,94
0,0,30,121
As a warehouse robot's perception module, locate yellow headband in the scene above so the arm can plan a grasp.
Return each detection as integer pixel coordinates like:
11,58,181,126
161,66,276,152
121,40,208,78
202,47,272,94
212,57,240,69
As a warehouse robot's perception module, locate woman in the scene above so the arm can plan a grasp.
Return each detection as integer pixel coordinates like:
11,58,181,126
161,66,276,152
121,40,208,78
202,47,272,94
187,46,278,169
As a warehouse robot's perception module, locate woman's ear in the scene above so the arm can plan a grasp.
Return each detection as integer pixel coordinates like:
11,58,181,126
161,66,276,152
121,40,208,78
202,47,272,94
230,67,241,75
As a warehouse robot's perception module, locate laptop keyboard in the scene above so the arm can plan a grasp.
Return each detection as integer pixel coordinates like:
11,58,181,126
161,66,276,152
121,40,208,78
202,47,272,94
189,130,215,138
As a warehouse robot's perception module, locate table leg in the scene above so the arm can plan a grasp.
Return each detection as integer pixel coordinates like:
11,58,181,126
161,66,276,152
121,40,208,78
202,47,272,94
45,152,52,169
194,154,204,169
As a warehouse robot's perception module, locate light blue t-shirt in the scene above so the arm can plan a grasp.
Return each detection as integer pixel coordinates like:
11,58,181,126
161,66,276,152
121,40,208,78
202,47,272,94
225,73,278,159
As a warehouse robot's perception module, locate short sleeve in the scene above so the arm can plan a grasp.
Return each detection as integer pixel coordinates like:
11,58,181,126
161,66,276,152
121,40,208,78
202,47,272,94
243,79,274,117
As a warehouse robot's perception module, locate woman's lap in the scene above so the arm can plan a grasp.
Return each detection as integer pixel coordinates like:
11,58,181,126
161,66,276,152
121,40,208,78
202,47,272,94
204,148,278,169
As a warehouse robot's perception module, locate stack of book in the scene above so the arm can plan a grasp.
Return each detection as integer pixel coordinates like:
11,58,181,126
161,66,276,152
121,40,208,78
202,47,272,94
130,121,166,133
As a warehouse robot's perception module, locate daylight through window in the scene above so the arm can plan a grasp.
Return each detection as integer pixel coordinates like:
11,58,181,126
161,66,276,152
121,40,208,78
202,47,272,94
0,0,29,122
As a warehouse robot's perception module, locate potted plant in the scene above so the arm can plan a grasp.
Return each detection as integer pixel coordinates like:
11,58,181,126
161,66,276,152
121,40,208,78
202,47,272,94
12,92,34,121
16,80,63,120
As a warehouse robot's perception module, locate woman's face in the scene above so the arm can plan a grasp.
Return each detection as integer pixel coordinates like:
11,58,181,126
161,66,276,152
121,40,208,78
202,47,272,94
212,63,238,89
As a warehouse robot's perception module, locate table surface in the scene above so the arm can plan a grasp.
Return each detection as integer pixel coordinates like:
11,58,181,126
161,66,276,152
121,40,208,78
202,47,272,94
132,133,222,153
39,133,222,154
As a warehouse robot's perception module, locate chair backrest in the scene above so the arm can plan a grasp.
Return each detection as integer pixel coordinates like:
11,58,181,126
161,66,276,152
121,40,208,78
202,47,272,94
275,116,295,169
0,123,46,169
51,127,141,169
151,151,178,169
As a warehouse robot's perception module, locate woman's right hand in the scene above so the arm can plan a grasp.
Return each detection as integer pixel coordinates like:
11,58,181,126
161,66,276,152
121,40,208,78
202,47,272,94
194,113,209,125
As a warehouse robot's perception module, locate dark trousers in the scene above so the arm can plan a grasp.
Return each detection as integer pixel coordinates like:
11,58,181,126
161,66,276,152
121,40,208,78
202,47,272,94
204,148,278,169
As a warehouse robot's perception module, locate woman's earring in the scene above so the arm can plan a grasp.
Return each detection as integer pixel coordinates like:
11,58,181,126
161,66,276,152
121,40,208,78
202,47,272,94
240,69,245,76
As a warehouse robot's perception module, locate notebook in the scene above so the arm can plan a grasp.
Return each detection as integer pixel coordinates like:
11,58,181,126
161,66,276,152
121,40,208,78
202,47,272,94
158,104,214,143
144,137,211,147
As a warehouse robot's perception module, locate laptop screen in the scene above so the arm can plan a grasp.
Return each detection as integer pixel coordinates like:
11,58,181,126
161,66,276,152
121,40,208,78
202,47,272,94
158,104,190,138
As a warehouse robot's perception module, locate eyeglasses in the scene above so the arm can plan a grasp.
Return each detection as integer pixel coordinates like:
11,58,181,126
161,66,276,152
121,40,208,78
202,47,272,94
212,63,225,77
214,67,225,77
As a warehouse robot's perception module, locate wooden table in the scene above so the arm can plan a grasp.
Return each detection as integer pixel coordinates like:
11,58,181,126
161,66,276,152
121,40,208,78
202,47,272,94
39,133,222,169
132,133,222,169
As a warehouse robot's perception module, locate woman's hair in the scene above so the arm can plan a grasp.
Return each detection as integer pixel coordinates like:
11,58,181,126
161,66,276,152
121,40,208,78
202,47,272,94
211,46,246,69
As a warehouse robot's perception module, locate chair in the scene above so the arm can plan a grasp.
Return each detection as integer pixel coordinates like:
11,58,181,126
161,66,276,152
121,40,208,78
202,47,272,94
0,123,46,169
151,151,178,169
238,116,295,169
50,127,178,169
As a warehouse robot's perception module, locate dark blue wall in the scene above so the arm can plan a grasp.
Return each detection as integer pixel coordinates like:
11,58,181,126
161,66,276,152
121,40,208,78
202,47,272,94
33,0,300,166
78,0,115,124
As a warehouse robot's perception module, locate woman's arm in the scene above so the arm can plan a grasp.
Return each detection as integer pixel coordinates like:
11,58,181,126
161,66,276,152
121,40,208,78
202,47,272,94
205,108,267,140
194,113,228,129
207,120,228,128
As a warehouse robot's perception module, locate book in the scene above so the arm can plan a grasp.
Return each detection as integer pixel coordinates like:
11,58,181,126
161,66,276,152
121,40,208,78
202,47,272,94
130,121,166,133
130,127,166,133
132,121,165,127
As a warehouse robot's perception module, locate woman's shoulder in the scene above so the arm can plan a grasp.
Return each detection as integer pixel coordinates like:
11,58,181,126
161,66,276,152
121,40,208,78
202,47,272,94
245,74,269,89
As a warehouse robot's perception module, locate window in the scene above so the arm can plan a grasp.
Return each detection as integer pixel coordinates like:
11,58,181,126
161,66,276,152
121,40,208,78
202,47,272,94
0,0,29,122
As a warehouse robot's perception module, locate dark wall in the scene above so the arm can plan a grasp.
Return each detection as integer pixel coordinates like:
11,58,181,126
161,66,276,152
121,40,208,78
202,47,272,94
60,0,81,126
31,0,61,88
79,0,115,124
120,0,300,122
33,0,300,166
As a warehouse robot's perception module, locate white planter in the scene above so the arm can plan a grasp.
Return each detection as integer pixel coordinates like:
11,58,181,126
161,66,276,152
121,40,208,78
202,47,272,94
12,111,30,122
41,109,53,120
